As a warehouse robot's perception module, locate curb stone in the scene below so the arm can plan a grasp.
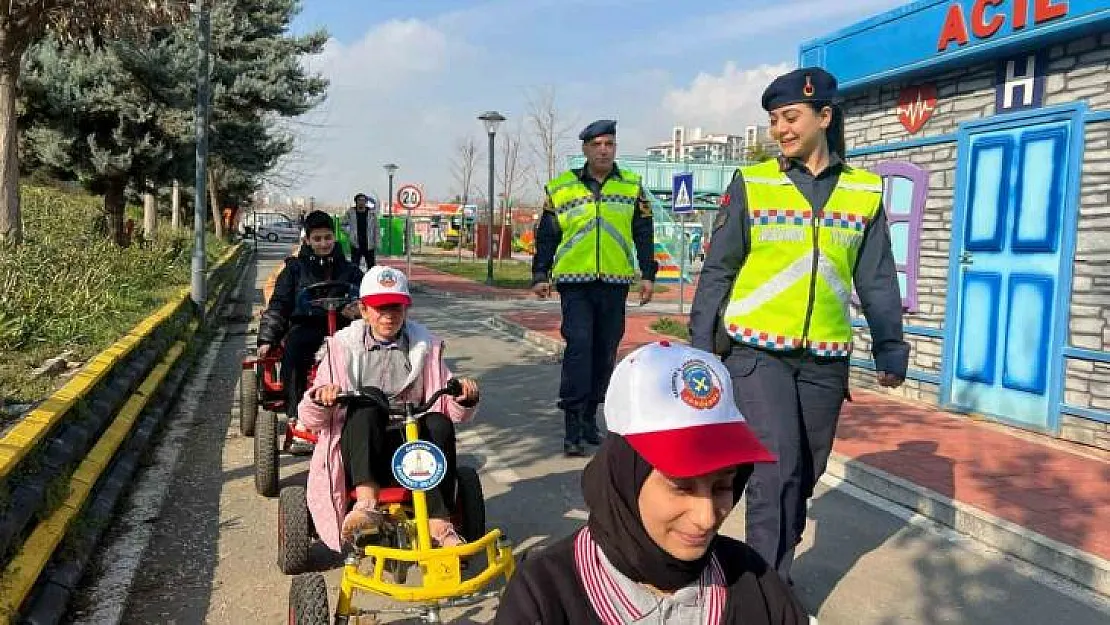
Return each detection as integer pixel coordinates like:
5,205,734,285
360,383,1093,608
824,452,1110,598
490,313,1110,600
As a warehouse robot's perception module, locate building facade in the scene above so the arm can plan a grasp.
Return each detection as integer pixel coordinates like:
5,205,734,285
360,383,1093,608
803,0,1110,449
646,126,747,162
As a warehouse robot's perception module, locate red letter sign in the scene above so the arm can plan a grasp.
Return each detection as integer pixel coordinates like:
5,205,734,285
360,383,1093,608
971,0,1005,38
1034,0,1069,24
937,3,970,52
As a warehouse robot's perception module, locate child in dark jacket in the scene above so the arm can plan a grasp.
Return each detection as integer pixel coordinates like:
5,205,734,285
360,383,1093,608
257,210,362,440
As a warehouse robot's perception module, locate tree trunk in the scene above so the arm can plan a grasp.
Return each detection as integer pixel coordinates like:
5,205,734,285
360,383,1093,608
104,178,128,247
143,181,157,239
171,179,181,230
207,167,223,239
0,51,21,246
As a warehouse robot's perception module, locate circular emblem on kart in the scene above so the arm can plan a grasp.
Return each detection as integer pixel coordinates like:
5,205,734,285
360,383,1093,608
391,441,447,491
378,269,398,288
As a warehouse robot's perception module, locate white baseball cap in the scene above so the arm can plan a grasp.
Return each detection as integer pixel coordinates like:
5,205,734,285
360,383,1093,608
604,341,775,478
360,265,412,307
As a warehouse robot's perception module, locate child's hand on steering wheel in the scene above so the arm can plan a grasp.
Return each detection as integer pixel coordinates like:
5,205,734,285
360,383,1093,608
312,384,343,406
457,378,480,404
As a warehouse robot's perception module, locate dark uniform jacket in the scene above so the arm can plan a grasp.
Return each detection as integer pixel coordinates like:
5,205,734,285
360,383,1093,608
494,532,810,624
689,155,910,377
257,244,362,347
531,165,659,286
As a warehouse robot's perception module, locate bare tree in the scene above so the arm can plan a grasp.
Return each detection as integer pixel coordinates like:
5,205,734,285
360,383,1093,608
451,137,479,206
497,124,529,222
450,136,479,262
526,85,576,192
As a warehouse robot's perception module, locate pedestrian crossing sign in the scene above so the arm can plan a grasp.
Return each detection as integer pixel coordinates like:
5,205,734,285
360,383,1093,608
672,173,694,214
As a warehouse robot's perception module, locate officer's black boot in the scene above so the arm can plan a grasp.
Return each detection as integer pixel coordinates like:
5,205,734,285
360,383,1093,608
563,410,585,457
582,401,604,446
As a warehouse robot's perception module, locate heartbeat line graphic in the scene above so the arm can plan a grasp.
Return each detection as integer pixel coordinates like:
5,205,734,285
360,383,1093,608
898,94,935,127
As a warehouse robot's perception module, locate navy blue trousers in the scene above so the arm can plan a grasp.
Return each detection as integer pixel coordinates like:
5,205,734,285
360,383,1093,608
556,281,629,444
724,343,849,580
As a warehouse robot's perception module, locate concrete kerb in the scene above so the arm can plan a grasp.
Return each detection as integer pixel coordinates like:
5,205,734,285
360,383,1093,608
824,453,1110,598
0,245,253,624
487,315,565,358
407,281,527,302
490,313,1110,599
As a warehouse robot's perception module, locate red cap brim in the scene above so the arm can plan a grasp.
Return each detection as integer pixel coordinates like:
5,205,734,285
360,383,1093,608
360,293,411,307
625,421,776,478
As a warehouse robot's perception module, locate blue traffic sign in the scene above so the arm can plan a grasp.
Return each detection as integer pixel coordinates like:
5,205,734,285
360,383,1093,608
672,173,694,214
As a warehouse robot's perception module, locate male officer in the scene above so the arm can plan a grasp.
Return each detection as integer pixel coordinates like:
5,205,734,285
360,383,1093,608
689,67,909,581
532,120,658,457
344,193,379,270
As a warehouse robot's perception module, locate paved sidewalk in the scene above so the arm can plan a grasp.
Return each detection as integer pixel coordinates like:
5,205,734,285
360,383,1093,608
492,308,1110,597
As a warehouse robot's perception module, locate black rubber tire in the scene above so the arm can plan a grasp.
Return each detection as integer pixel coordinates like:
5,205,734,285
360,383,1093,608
455,466,486,542
240,368,258,437
278,486,311,575
288,573,329,625
255,412,279,497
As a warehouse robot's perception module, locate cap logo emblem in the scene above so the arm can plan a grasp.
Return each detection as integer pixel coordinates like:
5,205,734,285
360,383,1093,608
672,360,721,410
378,270,397,288
802,74,815,97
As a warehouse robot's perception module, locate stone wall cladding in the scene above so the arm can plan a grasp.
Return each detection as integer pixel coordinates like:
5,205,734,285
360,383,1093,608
838,34,1110,449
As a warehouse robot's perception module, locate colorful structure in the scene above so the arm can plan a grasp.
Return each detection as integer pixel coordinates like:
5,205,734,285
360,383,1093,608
803,0,1110,449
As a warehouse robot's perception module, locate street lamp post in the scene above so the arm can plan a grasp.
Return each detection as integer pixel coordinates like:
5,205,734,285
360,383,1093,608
191,1,211,322
383,163,398,256
478,111,505,286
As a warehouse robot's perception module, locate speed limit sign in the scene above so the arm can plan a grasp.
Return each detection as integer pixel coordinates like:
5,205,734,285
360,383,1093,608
397,184,423,210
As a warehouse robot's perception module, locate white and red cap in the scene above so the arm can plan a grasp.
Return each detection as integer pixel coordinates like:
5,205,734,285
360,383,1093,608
604,341,776,478
359,266,412,307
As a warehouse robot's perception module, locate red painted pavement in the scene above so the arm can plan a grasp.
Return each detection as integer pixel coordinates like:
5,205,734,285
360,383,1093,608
382,259,698,302
501,309,1110,561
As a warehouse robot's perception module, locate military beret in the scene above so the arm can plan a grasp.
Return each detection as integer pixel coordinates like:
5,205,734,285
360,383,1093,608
579,119,617,142
761,67,838,111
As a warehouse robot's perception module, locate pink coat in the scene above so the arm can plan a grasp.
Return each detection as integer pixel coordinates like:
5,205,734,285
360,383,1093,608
297,319,477,552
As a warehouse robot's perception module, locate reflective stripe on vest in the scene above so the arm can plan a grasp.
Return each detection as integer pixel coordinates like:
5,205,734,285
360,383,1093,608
546,169,641,284
723,160,883,357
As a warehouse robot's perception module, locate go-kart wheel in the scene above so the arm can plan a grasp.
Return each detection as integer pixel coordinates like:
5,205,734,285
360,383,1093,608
255,412,279,497
454,466,486,542
288,573,329,625
240,368,258,437
278,486,311,575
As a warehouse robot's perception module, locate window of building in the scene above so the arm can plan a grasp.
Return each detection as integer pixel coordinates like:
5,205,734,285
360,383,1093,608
872,161,928,312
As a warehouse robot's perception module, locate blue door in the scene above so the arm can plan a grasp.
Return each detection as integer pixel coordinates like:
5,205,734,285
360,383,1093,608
944,118,1075,431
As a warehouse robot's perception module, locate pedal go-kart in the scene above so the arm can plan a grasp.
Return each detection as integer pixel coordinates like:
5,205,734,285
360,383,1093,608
241,280,358,497
283,379,516,624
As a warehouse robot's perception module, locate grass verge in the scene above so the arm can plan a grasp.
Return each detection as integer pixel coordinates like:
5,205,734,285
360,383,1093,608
0,184,231,405
417,258,534,289
649,316,690,341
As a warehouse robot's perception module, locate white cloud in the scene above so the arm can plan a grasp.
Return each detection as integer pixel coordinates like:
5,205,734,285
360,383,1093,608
661,62,792,132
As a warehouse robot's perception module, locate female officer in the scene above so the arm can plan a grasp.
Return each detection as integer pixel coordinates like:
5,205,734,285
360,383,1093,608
688,67,909,583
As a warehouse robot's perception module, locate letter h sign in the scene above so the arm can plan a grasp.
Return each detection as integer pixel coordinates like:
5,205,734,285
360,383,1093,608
995,52,1046,113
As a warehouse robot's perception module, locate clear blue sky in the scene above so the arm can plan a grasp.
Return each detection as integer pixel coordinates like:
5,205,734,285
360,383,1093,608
274,0,909,205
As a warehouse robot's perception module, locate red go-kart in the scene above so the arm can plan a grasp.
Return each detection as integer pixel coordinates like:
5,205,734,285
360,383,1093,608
242,280,357,497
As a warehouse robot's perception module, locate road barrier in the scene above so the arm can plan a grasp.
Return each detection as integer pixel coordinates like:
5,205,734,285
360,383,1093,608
0,243,251,625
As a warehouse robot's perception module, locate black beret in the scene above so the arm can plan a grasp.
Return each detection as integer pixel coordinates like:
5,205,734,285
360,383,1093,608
579,119,617,141
761,67,838,111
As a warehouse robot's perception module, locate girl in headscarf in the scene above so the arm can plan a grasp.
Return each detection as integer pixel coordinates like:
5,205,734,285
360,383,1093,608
494,341,810,624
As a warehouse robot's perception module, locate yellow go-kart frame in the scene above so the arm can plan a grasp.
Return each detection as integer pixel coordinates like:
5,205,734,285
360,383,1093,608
286,380,515,625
